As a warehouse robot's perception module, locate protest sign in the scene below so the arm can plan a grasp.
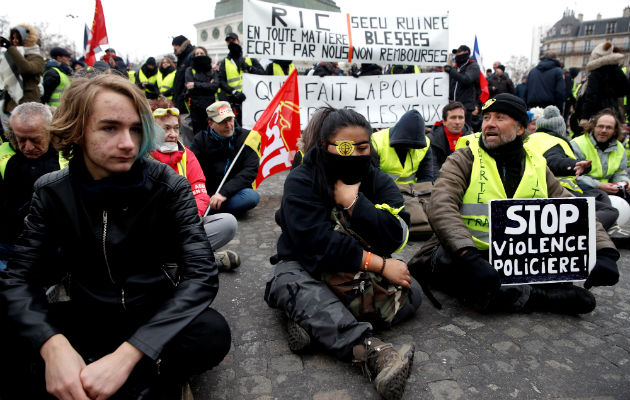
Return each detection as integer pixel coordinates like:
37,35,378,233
489,197,596,285
242,72,449,129
243,0,449,66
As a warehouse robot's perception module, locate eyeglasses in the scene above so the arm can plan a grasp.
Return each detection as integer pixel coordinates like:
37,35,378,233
152,108,180,117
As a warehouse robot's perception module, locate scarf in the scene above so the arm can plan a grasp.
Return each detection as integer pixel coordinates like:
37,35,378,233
444,125,463,152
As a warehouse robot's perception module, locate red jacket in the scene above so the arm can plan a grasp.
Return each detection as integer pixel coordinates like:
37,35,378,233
151,145,210,215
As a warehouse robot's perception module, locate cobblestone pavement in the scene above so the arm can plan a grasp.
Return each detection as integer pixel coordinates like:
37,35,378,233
192,171,630,400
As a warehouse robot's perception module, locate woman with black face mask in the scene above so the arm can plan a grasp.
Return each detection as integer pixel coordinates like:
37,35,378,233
265,107,423,400
185,46,219,134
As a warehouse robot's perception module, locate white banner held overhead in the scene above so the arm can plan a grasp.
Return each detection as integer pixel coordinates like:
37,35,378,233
242,73,449,130
243,0,449,66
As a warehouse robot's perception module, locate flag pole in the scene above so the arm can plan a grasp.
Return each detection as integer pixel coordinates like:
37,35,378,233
203,142,247,217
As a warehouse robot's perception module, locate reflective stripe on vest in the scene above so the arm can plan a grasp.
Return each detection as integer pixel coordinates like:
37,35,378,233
572,134,624,183
460,139,548,250
371,128,430,184
272,62,296,76
525,131,582,193
45,67,71,107
157,70,176,100
0,142,68,179
225,57,253,92
455,132,481,150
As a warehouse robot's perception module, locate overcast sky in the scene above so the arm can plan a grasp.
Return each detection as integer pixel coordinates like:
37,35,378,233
2,0,629,68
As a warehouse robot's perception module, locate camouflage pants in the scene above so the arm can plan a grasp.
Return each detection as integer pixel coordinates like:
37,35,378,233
265,260,422,360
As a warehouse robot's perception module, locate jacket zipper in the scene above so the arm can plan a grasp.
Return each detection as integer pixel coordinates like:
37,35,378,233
102,210,126,310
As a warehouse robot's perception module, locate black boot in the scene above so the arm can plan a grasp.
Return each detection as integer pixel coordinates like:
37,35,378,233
524,284,596,315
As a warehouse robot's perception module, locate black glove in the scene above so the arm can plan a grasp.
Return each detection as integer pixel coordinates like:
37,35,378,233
0,36,12,48
232,91,246,103
458,248,501,295
443,65,452,73
584,248,620,289
240,61,251,73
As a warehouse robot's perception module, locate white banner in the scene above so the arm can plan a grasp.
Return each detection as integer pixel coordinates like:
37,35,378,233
243,0,449,66
242,73,449,130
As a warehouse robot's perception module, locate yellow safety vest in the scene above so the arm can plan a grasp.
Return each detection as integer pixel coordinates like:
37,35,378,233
572,134,625,183
137,69,158,95
272,62,296,76
128,70,136,84
225,57,253,93
390,65,419,74
157,70,176,100
44,67,71,107
371,128,430,184
460,139,548,250
455,132,482,150
525,131,582,193
175,150,188,178
0,142,68,179
625,137,630,168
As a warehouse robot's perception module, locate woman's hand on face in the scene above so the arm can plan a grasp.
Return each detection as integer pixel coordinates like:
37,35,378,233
334,180,360,208
382,259,411,289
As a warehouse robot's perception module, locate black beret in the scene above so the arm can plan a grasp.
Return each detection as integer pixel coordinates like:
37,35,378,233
482,93,529,127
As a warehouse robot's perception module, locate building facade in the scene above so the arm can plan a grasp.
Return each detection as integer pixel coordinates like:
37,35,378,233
540,7,630,68
194,0,340,68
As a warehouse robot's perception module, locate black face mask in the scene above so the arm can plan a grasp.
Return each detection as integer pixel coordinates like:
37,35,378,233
455,53,469,67
191,55,212,71
228,42,242,59
322,151,371,185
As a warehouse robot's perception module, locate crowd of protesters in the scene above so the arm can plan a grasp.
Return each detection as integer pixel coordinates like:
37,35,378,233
0,22,628,400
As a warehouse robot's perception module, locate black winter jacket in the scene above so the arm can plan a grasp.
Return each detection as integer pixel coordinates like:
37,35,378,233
275,149,410,277
0,157,218,359
578,64,630,121
190,127,259,198
184,67,218,111
447,59,480,111
525,57,565,110
173,42,194,110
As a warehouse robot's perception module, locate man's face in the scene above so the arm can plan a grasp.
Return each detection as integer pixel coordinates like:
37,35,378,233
493,61,500,70
210,117,235,138
57,55,71,66
495,68,504,76
83,90,142,180
444,108,465,134
481,111,524,149
592,114,617,143
172,44,180,54
12,115,50,159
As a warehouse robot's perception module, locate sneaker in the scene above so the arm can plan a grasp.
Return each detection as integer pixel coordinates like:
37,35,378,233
215,250,240,272
287,320,311,353
525,284,596,315
607,224,630,249
354,337,415,400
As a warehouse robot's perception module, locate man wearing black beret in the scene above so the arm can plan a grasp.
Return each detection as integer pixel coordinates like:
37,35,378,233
408,93,620,315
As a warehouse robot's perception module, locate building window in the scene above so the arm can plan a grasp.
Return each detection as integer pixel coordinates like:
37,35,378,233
225,25,233,35
560,42,567,54
201,30,208,41
584,40,592,52
561,25,570,34
582,56,589,66
212,27,220,39
238,22,243,34
585,24,594,35
606,22,616,34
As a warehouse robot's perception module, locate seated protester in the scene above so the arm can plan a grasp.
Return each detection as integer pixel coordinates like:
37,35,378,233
185,47,219,135
150,99,240,271
0,74,231,399
571,109,630,195
526,106,544,134
526,105,620,231
265,107,419,400
371,109,434,184
264,59,296,76
429,101,473,177
408,94,619,315
0,103,67,268
191,101,260,215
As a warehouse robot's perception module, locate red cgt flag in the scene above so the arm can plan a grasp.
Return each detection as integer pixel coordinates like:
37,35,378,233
244,69,301,188
84,0,109,66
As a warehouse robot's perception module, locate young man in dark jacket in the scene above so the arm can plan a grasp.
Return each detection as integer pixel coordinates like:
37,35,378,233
0,74,231,399
429,101,473,177
444,45,480,127
191,101,260,215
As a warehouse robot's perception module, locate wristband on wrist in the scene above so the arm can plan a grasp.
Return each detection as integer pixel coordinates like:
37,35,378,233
379,257,387,274
343,195,359,211
363,251,372,271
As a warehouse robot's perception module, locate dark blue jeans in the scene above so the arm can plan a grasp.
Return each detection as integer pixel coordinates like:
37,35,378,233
213,188,260,215
0,242,14,270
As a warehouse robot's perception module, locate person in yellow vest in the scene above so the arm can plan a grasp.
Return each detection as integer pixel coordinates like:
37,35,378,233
157,56,176,100
265,59,296,75
408,94,619,314
0,102,67,268
41,47,73,107
217,32,264,125
135,57,159,99
371,109,434,184
571,109,630,195
149,99,240,271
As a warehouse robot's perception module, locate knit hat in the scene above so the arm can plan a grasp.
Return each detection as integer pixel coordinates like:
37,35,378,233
50,47,72,59
528,107,545,122
496,64,505,72
172,35,188,46
10,26,28,45
482,93,529,127
146,57,156,66
536,106,566,136
585,41,624,72
207,101,235,123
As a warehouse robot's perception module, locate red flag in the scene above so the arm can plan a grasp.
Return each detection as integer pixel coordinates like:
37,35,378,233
479,71,490,103
84,0,109,66
244,69,301,188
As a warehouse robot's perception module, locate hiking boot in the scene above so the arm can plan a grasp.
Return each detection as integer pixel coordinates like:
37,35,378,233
525,284,596,315
215,250,240,272
607,224,630,249
354,337,415,400
287,319,311,353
